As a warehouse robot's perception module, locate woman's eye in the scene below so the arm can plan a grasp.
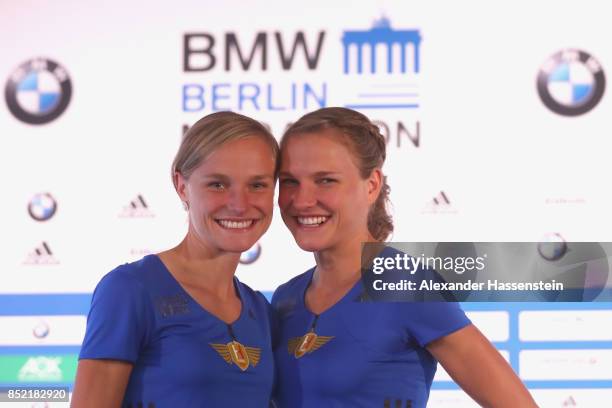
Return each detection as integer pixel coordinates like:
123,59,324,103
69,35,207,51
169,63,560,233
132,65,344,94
252,182,268,190
318,178,336,185
280,178,298,186
208,182,225,190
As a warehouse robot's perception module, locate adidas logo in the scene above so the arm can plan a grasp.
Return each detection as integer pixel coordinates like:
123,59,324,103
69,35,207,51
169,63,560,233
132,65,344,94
118,194,155,218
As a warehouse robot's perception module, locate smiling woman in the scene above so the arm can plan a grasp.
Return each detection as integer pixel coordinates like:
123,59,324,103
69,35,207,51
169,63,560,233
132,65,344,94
272,107,538,408
172,121,278,254
71,112,279,408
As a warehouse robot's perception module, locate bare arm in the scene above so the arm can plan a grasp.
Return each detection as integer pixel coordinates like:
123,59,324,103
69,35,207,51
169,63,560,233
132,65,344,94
427,324,538,408
71,359,133,408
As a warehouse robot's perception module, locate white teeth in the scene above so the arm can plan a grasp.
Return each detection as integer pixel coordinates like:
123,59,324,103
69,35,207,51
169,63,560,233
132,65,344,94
218,220,253,229
297,216,328,226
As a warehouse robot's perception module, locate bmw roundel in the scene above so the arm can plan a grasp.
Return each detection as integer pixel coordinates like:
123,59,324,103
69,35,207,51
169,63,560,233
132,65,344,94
537,49,605,116
5,58,72,125
32,321,51,339
28,192,58,222
537,232,567,261
240,243,262,265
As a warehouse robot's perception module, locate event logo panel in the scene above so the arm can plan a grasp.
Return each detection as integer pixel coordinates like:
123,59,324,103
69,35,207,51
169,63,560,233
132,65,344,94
537,49,605,116
181,17,421,150
5,58,72,125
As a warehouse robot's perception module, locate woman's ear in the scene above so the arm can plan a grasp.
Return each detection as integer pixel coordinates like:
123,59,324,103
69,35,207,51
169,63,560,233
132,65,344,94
367,168,383,205
174,171,189,207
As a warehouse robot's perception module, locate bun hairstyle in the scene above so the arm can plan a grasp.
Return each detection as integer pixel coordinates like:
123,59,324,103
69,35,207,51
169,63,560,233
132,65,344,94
282,107,393,241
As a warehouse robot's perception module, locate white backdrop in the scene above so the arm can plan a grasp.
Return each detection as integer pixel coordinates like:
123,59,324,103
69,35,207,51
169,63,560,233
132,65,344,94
1,1,611,406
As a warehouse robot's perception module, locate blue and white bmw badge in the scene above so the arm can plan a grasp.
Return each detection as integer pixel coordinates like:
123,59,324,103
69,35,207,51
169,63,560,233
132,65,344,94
537,49,605,116
5,58,72,125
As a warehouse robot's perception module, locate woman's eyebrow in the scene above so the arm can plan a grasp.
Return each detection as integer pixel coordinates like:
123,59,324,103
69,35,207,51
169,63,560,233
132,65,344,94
250,174,275,180
313,171,340,177
201,173,230,180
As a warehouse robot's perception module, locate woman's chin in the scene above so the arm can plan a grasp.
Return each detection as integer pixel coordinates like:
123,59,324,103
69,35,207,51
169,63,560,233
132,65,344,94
295,239,327,253
217,240,259,255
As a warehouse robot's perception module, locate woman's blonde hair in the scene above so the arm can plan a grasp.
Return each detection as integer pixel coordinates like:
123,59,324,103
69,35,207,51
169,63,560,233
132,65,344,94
172,111,279,189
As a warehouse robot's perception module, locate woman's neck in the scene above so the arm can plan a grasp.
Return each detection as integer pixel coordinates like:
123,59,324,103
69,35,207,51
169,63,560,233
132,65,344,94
311,232,376,289
159,233,240,299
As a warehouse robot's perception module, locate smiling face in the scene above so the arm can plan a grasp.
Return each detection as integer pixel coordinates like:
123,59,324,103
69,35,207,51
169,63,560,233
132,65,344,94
176,136,276,255
278,129,380,253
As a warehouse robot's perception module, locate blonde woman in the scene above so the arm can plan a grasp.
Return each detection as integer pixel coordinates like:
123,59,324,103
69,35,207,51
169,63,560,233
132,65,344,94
72,112,278,407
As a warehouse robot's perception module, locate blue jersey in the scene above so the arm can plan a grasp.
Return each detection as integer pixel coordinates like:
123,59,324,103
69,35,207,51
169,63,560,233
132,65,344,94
79,255,275,407
271,268,471,408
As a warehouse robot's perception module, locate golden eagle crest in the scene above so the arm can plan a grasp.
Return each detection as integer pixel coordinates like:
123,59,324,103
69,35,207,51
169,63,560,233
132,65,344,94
210,341,261,371
288,332,334,358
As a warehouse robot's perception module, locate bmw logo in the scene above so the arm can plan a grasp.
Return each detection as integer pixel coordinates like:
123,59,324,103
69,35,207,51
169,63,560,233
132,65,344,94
5,58,72,125
28,193,57,222
32,321,50,339
537,49,605,116
538,233,567,261
240,243,262,265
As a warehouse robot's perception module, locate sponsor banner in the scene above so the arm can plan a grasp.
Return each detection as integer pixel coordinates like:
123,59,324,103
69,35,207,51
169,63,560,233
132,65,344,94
0,355,78,383
0,316,86,346
519,310,612,341
1,1,611,398
520,349,612,381
465,311,509,342
427,390,478,407
360,242,612,302
1,1,610,295
530,388,612,407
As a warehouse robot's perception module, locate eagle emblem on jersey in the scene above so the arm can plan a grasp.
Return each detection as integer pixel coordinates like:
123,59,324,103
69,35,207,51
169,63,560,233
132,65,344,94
287,332,334,358
209,341,261,371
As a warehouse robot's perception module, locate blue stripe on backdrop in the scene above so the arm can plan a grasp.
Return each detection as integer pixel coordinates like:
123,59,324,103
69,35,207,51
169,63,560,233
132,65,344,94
431,380,612,390
0,346,81,355
0,294,92,316
0,295,611,390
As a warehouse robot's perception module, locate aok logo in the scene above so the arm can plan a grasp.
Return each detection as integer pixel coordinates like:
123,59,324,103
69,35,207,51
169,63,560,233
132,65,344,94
18,356,62,381
183,31,325,72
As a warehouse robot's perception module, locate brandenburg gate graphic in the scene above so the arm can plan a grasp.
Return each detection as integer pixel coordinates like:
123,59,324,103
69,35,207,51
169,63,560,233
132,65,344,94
342,17,421,74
